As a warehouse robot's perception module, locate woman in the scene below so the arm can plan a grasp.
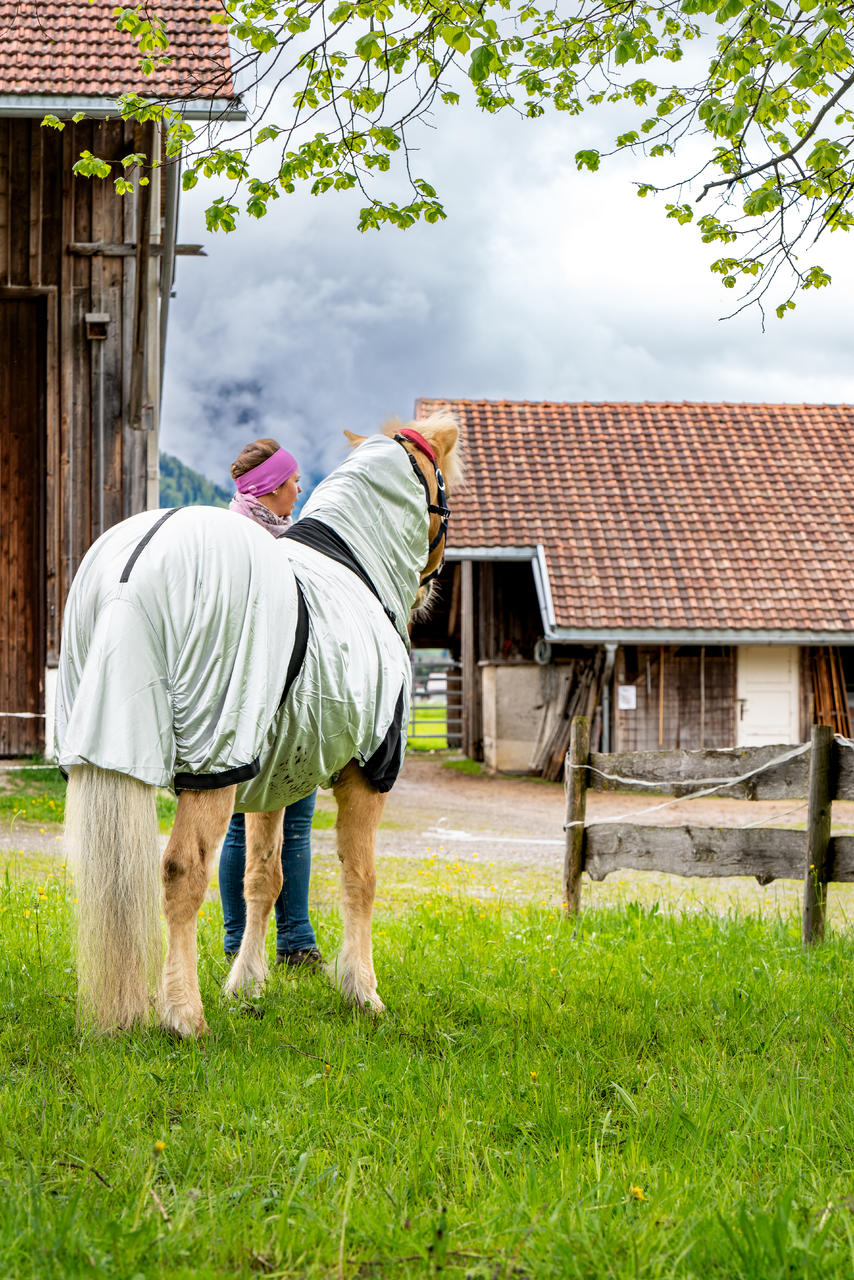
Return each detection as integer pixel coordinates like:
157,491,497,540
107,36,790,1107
218,437,323,970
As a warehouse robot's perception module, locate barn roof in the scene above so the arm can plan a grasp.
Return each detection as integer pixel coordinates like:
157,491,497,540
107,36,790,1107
417,399,854,642
0,0,234,100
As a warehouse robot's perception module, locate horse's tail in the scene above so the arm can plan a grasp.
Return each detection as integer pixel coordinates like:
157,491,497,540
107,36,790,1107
65,764,161,1031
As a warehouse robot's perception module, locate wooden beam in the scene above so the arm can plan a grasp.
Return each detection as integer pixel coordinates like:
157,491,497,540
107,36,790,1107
563,715,590,915
586,743,810,800
802,722,834,945
585,823,806,883
68,242,205,257
460,560,479,759
128,146,151,432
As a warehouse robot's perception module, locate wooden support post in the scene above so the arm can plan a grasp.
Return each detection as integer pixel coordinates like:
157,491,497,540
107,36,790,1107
658,647,665,748
699,646,706,750
563,715,590,916
802,723,834,946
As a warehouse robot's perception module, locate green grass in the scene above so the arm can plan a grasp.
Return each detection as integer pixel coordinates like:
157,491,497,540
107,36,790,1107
3,860,854,1277
0,766,66,824
408,703,450,751
442,756,485,776
0,770,340,837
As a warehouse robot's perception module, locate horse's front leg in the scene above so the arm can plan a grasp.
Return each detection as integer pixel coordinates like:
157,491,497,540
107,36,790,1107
331,761,386,1012
224,808,285,998
157,785,236,1037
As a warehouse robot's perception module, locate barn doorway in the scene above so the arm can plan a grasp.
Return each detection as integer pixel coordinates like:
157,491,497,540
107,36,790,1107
736,645,799,746
0,296,46,755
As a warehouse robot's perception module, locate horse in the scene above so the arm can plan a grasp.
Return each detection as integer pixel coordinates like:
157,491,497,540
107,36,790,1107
57,414,462,1036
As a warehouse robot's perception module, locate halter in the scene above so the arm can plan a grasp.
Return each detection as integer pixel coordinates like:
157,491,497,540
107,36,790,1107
394,430,450,585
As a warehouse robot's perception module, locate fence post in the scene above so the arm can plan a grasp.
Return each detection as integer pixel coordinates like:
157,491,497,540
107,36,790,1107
563,715,590,916
802,723,834,946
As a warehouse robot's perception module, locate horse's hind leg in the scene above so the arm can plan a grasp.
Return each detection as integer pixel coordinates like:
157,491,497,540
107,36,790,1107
224,809,285,998
330,761,386,1012
157,785,236,1037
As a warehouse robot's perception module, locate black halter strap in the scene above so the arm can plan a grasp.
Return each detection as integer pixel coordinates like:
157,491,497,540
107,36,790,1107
394,432,450,585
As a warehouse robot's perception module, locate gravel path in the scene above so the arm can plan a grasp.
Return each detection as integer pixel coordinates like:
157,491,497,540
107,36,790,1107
7,752,854,919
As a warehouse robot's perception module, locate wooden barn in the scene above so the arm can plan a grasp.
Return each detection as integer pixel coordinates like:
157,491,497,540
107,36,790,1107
0,0,235,755
412,400,854,774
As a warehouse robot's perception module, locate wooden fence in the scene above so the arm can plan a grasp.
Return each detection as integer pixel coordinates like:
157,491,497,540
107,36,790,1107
563,718,854,944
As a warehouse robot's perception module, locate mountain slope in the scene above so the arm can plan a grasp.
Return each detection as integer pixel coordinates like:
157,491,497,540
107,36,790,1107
159,452,231,508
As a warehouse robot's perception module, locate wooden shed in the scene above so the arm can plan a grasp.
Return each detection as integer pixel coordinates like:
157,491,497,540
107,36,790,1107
0,0,235,754
412,400,854,773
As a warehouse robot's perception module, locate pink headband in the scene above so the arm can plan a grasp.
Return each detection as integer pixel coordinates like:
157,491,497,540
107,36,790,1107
235,447,298,495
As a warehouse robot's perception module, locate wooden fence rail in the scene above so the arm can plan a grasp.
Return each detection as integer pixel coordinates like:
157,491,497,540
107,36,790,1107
563,718,851,944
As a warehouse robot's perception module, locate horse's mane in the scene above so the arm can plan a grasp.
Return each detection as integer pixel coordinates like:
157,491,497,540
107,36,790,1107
380,412,464,490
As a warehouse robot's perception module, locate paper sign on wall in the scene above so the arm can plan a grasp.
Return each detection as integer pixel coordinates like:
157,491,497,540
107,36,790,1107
617,685,637,710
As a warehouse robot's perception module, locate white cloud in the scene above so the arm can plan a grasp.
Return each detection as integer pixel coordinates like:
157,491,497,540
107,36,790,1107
161,99,854,487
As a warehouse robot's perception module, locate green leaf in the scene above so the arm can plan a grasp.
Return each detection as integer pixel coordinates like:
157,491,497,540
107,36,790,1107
469,45,495,84
441,26,470,53
355,32,381,61
575,149,600,171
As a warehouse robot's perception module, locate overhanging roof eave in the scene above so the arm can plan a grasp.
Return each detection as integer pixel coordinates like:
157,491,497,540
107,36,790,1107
546,626,854,646
0,93,245,120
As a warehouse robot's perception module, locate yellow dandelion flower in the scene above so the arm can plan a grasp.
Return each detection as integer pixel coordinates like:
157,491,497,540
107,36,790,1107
153,1140,166,1154
530,1070,538,1081
629,1185,646,1202
24,910,30,918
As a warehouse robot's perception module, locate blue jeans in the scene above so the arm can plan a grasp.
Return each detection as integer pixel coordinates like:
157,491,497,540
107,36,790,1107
219,791,318,956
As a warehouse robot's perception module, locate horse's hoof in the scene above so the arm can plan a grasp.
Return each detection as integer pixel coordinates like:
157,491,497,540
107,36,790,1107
157,1005,207,1038
328,962,385,1014
224,963,267,999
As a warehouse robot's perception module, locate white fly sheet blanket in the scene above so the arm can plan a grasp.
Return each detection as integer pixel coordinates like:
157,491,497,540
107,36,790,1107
56,436,428,811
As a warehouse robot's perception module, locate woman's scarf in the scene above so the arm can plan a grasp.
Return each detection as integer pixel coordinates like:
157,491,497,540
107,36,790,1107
229,490,292,536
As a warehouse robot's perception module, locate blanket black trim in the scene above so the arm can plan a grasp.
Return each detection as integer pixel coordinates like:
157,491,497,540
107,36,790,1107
280,579,309,708
174,758,260,793
120,507,182,583
362,685,406,793
281,518,398,630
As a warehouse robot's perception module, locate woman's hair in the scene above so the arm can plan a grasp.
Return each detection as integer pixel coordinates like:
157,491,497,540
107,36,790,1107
230,438,282,480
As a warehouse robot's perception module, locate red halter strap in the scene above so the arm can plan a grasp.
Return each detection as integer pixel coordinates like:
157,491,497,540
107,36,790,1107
395,427,437,464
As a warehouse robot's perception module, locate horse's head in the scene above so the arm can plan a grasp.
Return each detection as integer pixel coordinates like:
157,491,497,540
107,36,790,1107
344,413,463,617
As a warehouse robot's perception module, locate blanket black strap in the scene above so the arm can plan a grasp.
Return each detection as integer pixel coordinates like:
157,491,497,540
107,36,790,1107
281,518,399,631
120,507,182,583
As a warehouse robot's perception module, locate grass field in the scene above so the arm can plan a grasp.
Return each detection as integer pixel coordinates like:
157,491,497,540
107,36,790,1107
408,703,451,752
4,773,854,1276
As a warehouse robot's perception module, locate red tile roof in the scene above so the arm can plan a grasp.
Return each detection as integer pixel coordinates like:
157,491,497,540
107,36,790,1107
0,0,234,99
417,399,854,636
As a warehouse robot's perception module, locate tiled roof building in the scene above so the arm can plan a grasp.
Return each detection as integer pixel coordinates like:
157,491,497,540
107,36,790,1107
418,399,854,641
0,0,234,101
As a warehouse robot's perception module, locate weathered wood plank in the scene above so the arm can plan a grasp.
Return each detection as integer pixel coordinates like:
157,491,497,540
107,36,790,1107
585,825,854,885
834,742,854,802
0,119,9,285
28,121,42,286
585,823,806,883
9,120,30,285
68,241,204,256
40,127,63,289
564,716,589,915
587,743,810,800
803,724,834,944
460,560,480,759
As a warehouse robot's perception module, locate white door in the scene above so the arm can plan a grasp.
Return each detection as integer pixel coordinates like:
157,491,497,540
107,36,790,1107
736,646,800,746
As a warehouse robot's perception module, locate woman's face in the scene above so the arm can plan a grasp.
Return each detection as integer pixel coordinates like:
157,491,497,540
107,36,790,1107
260,472,301,518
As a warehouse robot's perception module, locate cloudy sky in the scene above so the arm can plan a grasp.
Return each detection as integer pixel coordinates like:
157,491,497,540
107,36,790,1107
160,89,854,493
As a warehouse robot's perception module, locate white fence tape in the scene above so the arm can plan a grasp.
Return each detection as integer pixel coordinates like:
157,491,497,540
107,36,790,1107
564,741,812,830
